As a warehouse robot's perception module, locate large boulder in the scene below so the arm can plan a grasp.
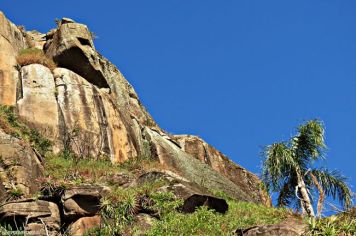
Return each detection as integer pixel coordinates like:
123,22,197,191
0,128,44,197
0,199,60,235
68,215,101,236
143,128,261,203
0,11,27,106
174,135,271,206
44,18,153,127
61,185,108,221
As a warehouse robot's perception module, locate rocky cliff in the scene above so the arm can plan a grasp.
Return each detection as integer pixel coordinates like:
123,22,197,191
0,12,277,235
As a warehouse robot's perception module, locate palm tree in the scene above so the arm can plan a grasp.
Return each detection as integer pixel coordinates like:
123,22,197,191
261,120,352,217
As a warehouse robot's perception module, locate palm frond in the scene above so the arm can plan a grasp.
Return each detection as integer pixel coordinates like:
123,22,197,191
277,180,295,207
295,120,326,161
262,143,297,192
311,168,352,209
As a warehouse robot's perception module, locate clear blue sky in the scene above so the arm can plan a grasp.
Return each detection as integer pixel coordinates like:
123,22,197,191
2,1,355,204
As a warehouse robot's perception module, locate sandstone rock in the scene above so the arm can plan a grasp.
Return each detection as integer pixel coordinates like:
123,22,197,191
0,199,61,235
174,135,271,206
61,185,106,221
0,128,44,197
235,218,307,236
0,11,26,105
68,215,101,236
17,64,60,143
44,19,155,127
54,67,138,162
24,30,46,49
143,128,258,203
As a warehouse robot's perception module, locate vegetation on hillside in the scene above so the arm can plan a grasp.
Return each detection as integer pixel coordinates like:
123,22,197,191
262,120,353,217
0,107,354,235
16,47,56,71
0,105,52,155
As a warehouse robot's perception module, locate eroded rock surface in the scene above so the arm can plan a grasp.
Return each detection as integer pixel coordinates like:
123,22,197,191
174,135,271,206
0,128,44,197
61,185,107,221
0,199,61,235
0,12,269,211
17,64,59,142
143,128,259,203
0,12,26,105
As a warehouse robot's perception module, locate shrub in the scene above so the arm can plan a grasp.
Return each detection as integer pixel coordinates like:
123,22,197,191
16,48,56,71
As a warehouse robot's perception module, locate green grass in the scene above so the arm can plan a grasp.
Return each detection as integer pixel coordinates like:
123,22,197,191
306,212,356,236
146,200,291,236
44,153,120,184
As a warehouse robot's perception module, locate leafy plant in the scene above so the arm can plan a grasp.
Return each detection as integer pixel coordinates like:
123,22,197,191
261,120,352,217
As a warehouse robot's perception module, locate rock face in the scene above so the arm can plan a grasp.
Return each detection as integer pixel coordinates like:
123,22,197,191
0,12,27,105
17,64,59,141
0,10,269,210
174,135,271,205
0,128,44,197
61,185,107,221
0,199,61,235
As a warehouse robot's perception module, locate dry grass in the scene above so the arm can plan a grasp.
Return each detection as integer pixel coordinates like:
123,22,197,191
16,48,56,71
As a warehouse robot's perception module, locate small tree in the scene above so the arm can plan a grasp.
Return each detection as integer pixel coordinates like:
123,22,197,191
261,120,352,217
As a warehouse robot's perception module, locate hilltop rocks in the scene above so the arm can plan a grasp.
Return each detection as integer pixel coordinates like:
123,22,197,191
0,12,26,105
44,18,154,127
0,199,61,235
0,11,270,213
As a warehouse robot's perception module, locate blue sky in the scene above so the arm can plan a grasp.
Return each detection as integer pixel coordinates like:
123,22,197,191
2,1,355,208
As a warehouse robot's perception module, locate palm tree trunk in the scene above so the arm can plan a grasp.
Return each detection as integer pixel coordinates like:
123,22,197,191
296,173,315,217
309,172,324,218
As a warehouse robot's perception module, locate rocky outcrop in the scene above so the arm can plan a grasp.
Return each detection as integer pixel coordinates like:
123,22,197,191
0,128,44,197
0,199,61,235
61,185,108,221
0,11,269,209
44,18,154,127
0,12,27,106
143,128,259,203
17,64,59,142
174,135,271,205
